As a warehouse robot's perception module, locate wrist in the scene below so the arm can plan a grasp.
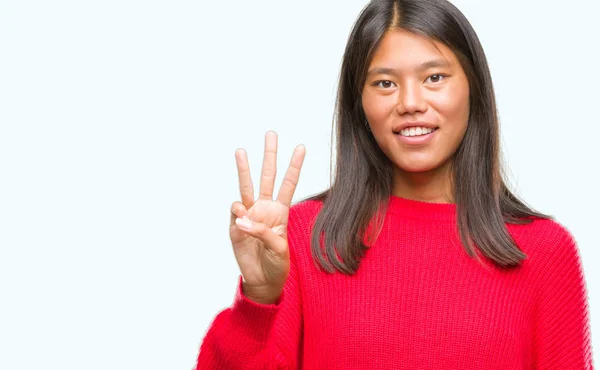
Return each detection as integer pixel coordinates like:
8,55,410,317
242,282,282,305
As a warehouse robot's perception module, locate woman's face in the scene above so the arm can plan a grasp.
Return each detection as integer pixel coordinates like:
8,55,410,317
362,29,470,175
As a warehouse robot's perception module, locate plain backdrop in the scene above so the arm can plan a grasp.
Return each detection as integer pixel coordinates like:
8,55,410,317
0,0,598,369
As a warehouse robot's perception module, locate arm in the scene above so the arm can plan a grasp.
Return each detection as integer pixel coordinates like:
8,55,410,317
532,223,594,369
195,209,304,370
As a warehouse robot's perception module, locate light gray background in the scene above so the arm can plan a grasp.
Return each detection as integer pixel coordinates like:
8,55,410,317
0,0,598,369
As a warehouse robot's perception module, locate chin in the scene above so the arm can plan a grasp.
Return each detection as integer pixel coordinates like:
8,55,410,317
400,166,438,173
395,159,444,173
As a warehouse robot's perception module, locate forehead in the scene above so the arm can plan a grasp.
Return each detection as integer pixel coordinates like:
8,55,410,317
369,29,459,69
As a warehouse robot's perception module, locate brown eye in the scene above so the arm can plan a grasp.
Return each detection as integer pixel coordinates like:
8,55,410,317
426,74,446,83
374,80,396,89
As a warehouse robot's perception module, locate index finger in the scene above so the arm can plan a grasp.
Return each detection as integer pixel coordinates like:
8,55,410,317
258,131,278,201
276,144,306,207
235,148,255,208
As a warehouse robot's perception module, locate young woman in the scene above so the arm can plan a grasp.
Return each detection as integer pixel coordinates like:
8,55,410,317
195,0,593,368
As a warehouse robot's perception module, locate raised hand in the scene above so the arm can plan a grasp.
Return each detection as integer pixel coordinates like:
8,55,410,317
229,131,306,305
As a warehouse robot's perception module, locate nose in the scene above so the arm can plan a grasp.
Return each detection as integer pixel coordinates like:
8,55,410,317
395,82,427,115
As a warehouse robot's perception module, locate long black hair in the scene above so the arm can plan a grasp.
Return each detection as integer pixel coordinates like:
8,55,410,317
303,0,552,274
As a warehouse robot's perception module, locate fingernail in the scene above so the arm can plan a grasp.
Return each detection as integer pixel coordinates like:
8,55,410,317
236,217,252,230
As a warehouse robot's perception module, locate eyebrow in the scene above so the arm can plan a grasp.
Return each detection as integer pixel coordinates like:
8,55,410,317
366,59,450,77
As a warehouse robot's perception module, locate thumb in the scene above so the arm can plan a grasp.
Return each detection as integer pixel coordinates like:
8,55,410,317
234,218,288,256
230,201,248,227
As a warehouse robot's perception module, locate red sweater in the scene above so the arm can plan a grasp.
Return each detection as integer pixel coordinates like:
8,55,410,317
196,196,594,369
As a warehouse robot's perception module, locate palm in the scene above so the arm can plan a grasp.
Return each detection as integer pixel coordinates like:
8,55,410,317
230,199,289,286
229,131,305,299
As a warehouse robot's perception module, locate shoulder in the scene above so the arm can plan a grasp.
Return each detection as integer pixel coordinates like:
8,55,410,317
507,217,575,248
507,217,581,269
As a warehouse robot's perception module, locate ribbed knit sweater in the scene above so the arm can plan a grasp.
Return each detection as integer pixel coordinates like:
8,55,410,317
196,196,594,369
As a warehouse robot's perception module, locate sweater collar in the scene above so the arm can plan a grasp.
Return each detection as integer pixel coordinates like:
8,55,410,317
387,195,457,222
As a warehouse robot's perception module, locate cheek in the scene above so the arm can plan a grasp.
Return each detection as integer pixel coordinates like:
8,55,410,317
435,87,470,129
362,93,395,121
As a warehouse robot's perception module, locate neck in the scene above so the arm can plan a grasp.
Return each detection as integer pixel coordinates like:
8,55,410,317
392,162,454,204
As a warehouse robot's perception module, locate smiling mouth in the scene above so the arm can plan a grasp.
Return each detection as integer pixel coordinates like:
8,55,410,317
395,127,439,137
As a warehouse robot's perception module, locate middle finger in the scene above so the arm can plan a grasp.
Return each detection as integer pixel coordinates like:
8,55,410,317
258,130,278,200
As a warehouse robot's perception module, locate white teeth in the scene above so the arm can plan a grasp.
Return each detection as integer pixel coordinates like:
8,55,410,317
399,127,435,137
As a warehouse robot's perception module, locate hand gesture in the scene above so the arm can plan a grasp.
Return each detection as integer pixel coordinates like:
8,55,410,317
229,131,306,305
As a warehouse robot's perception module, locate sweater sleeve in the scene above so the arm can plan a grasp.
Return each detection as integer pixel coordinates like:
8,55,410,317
531,223,594,369
194,208,305,370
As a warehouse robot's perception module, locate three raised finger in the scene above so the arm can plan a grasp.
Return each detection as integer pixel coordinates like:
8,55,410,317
235,148,255,208
258,131,278,201
276,144,306,207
